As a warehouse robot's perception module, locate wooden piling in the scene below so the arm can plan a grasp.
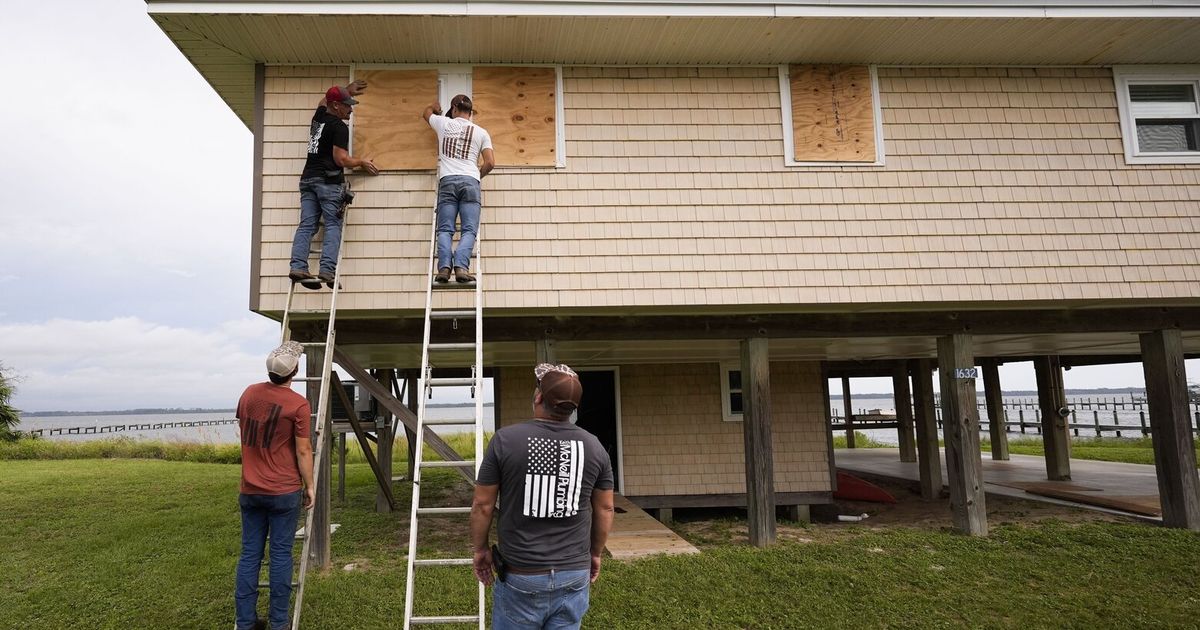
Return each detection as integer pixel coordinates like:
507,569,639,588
937,334,988,536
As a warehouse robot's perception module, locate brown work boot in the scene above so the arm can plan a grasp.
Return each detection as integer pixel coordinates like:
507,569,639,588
317,271,336,288
454,267,475,283
289,269,322,290
435,267,451,284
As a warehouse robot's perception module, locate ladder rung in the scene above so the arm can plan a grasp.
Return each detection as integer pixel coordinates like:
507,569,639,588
432,282,476,290
417,506,472,515
420,459,475,469
430,310,475,319
428,343,476,351
299,342,326,347
411,616,482,624
259,581,300,588
427,377,475,387
294,376,322,382
413,558,473,567
421,416,478,426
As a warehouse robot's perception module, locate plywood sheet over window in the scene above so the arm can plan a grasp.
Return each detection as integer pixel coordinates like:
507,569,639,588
352,69,439,170
471,66,558,167
790,65,877,162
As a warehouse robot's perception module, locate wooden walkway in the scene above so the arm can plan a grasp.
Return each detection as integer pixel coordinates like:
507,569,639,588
835,448,1164,521
605,494,700,560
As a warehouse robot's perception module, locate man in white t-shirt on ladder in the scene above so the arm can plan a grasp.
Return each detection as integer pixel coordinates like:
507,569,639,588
422,95,496,284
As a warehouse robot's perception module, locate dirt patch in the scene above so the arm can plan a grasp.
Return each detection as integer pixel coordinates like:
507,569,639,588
670,473,1139,548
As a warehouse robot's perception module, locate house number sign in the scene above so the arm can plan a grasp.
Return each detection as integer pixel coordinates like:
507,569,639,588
954,368,978,379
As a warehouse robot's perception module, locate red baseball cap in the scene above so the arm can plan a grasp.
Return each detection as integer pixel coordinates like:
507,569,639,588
325,86,359,105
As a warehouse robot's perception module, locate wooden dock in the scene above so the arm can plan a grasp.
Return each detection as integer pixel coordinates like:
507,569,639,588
605,494,700,560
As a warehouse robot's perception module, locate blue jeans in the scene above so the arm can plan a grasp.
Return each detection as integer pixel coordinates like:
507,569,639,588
290,178,345,275
436,175,482,271
492,569,591,630
235,491,301,630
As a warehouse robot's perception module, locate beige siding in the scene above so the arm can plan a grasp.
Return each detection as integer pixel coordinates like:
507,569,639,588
259,65,1200,314
496,362,831,497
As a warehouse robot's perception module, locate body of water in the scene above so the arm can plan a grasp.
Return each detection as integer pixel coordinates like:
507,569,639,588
19,405,496,444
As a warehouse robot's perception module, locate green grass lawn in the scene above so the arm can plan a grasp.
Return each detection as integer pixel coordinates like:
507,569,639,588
983,436,1200,467
3,453,1200,628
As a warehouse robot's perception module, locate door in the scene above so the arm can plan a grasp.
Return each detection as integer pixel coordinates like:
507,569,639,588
574,369,620,490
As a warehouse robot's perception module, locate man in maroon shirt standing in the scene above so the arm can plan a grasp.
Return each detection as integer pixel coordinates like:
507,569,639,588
234,341,315,630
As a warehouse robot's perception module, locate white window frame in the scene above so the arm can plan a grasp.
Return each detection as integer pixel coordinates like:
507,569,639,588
1113,65,1200,165
719,361,743,422
779,64,886,168
350,63,566,168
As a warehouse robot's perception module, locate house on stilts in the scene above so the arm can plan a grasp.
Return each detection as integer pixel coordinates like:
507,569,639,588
150,0,1200,563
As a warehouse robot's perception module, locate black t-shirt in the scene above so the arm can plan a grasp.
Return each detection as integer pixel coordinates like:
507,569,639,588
300,106,349,183
477,419,614,571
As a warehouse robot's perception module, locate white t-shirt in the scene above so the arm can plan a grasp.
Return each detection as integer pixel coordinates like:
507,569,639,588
428,115,493,181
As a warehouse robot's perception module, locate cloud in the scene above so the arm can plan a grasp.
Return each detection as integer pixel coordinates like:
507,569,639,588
0,316,283,412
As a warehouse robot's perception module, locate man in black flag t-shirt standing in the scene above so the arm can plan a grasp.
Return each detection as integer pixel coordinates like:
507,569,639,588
470,363,615,630
288,81,379,288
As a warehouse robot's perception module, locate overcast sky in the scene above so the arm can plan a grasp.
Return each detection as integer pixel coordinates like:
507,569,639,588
0,1,1191,412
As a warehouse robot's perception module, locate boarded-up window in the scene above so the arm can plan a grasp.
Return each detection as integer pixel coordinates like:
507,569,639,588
352,69,439,170
471,66,558,167
790,65,877,163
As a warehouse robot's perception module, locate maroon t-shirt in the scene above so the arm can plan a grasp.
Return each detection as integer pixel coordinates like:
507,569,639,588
236,382,311,495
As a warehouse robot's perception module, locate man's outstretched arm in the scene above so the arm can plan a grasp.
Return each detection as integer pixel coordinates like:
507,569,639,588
589,489,615,583
469,482,499,586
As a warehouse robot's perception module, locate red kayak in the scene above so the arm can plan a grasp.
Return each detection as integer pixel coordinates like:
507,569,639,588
834,471,897,504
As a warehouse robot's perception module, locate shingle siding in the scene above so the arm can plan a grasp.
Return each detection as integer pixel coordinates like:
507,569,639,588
258,65,1200,314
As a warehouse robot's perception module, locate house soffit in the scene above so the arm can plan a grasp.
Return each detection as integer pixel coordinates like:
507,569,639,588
147,4,1200,125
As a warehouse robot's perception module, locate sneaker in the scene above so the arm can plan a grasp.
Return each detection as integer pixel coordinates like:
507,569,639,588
454,267,475,283
317,271,336,288
435,267,451,284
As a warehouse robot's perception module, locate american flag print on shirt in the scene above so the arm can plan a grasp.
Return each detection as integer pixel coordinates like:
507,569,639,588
524,436,585,518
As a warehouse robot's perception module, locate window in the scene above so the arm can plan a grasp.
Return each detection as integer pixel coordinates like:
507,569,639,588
350,65,565,171
1113,66,1200,164
779,64,885,166
720,362,743,422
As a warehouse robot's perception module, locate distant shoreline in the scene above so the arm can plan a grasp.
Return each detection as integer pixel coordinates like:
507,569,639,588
22,402,496,417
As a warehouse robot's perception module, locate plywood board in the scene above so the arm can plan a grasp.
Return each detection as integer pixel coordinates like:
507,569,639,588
352,69,439,171
472,66,557,167
790,65,876,162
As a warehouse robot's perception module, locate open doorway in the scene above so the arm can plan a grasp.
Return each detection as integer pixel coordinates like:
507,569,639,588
574,369,621,492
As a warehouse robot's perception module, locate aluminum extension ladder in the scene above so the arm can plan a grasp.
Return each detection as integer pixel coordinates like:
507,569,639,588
277,203,350,630
403,206,487,628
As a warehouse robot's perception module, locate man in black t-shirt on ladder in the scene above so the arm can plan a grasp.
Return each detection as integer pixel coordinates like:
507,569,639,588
288,81,379,289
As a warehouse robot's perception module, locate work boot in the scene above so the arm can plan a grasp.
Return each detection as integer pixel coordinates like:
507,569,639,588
454,267,475,283
435,267,451,284
288,269,314,282
317,271,336,289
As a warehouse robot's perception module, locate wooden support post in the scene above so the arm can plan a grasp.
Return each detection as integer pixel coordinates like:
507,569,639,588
374,369,394,513
893,362,916,463
493,367,503,430
911,359,942,501
655,508,673,524
306,353,332,570
402,369,418,481
937,334,988,536
741,338,776,547
841,377,856,448
981,359,1010,461
1034,355,1071,481
1140,330,1200,530
820,367,838,492
535,338,557,364
337,433,346,503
